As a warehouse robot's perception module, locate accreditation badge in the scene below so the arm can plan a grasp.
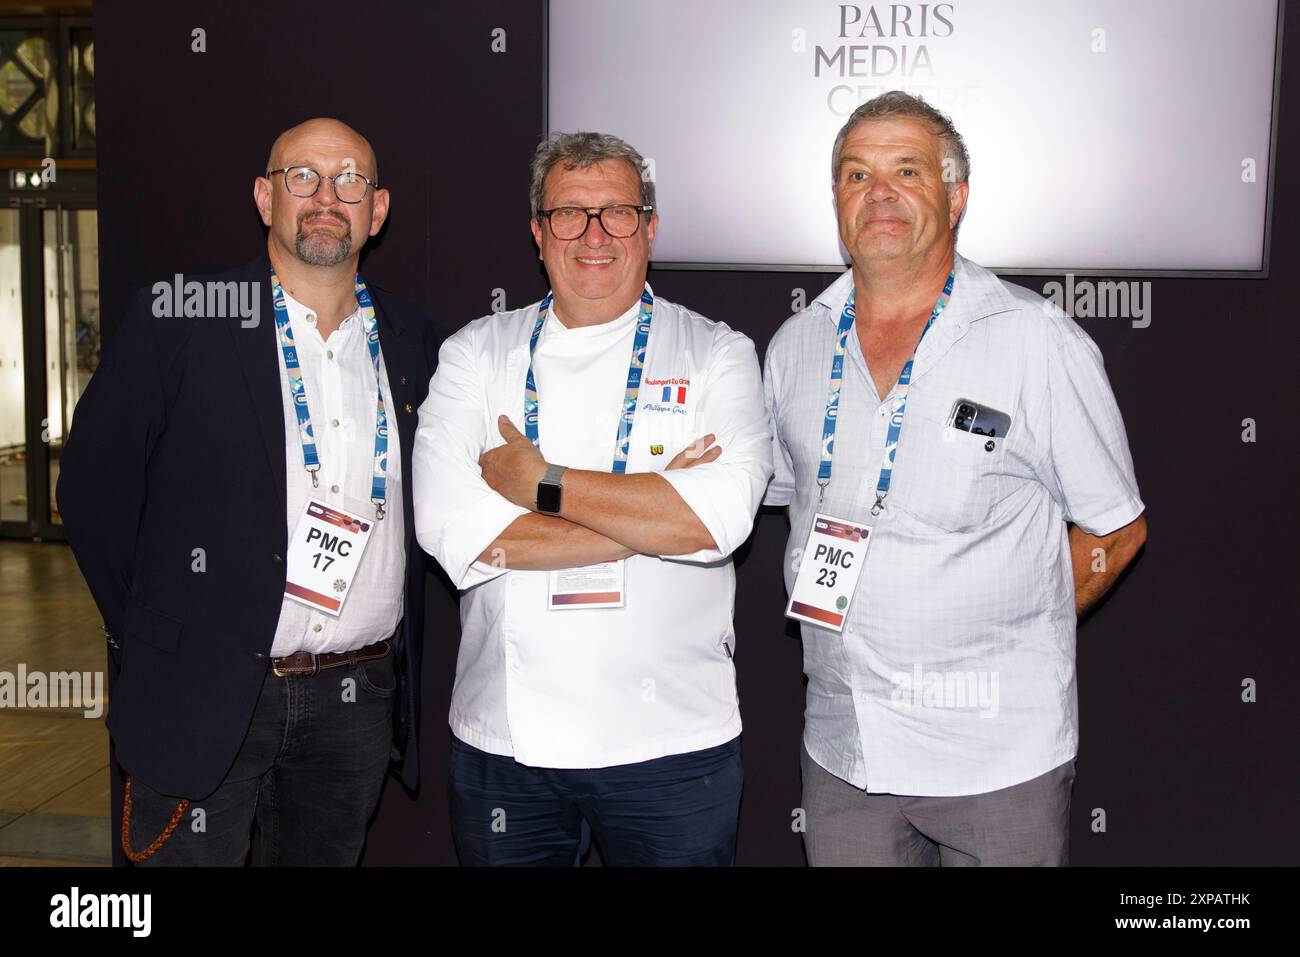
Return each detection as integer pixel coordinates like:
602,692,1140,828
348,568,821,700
547,560,626,610
785,513,871,633
283,498,375,616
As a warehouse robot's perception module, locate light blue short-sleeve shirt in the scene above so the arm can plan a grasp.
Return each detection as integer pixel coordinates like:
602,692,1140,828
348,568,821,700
763,252,1144,796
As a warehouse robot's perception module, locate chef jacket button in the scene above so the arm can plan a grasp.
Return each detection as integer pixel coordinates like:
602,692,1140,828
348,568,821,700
272,554,284,565
253,651,268,660
400,375,409,385
404,403,413,414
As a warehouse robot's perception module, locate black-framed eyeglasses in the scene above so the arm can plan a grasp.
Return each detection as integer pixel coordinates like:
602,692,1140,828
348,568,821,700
265,166,377,204
537,203,654,240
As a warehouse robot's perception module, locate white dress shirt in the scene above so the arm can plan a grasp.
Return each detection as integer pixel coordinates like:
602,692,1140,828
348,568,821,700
412,287,773,769
269,288,406,657
764,252,1144,796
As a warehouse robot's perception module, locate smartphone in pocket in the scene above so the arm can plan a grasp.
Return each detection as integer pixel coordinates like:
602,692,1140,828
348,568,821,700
947,398,1012,438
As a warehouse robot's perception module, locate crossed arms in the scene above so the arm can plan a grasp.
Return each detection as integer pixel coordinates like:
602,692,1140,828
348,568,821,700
473,418,722,570
411,319,773,588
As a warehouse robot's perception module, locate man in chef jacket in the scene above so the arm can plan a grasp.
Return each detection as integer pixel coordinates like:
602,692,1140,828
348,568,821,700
412,131,773,866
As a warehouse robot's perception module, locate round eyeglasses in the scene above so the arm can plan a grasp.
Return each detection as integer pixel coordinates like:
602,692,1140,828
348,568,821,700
266,166,377,204
537,203,654,240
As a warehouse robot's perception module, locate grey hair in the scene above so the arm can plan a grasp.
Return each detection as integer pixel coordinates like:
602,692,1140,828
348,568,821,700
529,131,655,218
830,90,970,190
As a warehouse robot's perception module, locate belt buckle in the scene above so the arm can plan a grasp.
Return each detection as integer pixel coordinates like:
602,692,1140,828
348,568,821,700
272,653,320,678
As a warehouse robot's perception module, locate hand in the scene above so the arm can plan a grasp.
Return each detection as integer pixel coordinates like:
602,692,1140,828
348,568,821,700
479,415,548,509
665,434,722,470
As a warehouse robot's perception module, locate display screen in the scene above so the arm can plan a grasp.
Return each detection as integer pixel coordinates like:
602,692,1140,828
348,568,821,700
547,0,1282,274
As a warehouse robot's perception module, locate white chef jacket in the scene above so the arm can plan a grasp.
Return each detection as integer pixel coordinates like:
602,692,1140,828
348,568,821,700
412,286,773,768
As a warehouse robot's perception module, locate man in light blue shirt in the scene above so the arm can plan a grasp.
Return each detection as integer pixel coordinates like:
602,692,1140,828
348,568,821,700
764,91,1147,865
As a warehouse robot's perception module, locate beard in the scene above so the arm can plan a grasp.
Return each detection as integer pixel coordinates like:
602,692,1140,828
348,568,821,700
295,213,353,266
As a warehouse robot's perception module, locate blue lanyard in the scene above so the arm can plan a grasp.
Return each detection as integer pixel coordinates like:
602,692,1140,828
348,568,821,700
270,271,390,520
819,271,954,515
524,286,653,474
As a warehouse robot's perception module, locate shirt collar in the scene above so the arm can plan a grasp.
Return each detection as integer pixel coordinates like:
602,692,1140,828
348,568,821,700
545,281,652,333
814,251,1023,333
812,268,856,318
280,287,361,333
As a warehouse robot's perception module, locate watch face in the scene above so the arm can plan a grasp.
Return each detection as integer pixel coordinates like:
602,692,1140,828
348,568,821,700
537,482,562,514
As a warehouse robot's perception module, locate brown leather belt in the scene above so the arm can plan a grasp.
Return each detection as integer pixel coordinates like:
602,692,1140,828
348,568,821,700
270,639,391,677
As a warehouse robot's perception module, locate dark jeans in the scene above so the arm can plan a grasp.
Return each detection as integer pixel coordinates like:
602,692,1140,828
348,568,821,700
448,734,744,866
125,649,395,866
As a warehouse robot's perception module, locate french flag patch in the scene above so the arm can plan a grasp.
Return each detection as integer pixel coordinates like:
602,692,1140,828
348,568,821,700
660,385,688,404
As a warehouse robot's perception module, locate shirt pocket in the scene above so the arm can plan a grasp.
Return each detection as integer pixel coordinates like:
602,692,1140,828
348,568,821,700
890,416,1008,532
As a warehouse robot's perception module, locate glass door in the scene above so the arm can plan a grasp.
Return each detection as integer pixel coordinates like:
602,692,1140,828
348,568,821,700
43,207,98,530
0,201,97,540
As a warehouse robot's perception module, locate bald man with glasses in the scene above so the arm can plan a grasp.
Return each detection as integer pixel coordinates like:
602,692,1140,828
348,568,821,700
58,118,443,865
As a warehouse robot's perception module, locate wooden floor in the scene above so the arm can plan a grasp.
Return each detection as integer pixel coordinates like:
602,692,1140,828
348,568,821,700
0,541,110,866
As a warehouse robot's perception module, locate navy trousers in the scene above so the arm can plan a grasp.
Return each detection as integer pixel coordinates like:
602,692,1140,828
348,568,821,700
448,734,743,866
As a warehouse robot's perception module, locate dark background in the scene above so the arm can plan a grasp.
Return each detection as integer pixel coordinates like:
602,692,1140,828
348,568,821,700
93,0,1299,865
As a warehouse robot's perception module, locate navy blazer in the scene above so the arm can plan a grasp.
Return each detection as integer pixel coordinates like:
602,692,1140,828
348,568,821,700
57,252,443,799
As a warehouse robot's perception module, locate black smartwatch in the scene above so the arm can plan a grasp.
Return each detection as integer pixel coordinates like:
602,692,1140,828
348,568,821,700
536,463,567,514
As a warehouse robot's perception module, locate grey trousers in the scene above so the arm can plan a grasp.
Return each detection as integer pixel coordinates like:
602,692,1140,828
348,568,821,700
800,743,1076,866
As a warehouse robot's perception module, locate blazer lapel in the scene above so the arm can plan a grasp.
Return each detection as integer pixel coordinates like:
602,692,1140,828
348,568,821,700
228,255,288,517
371,292,417,542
